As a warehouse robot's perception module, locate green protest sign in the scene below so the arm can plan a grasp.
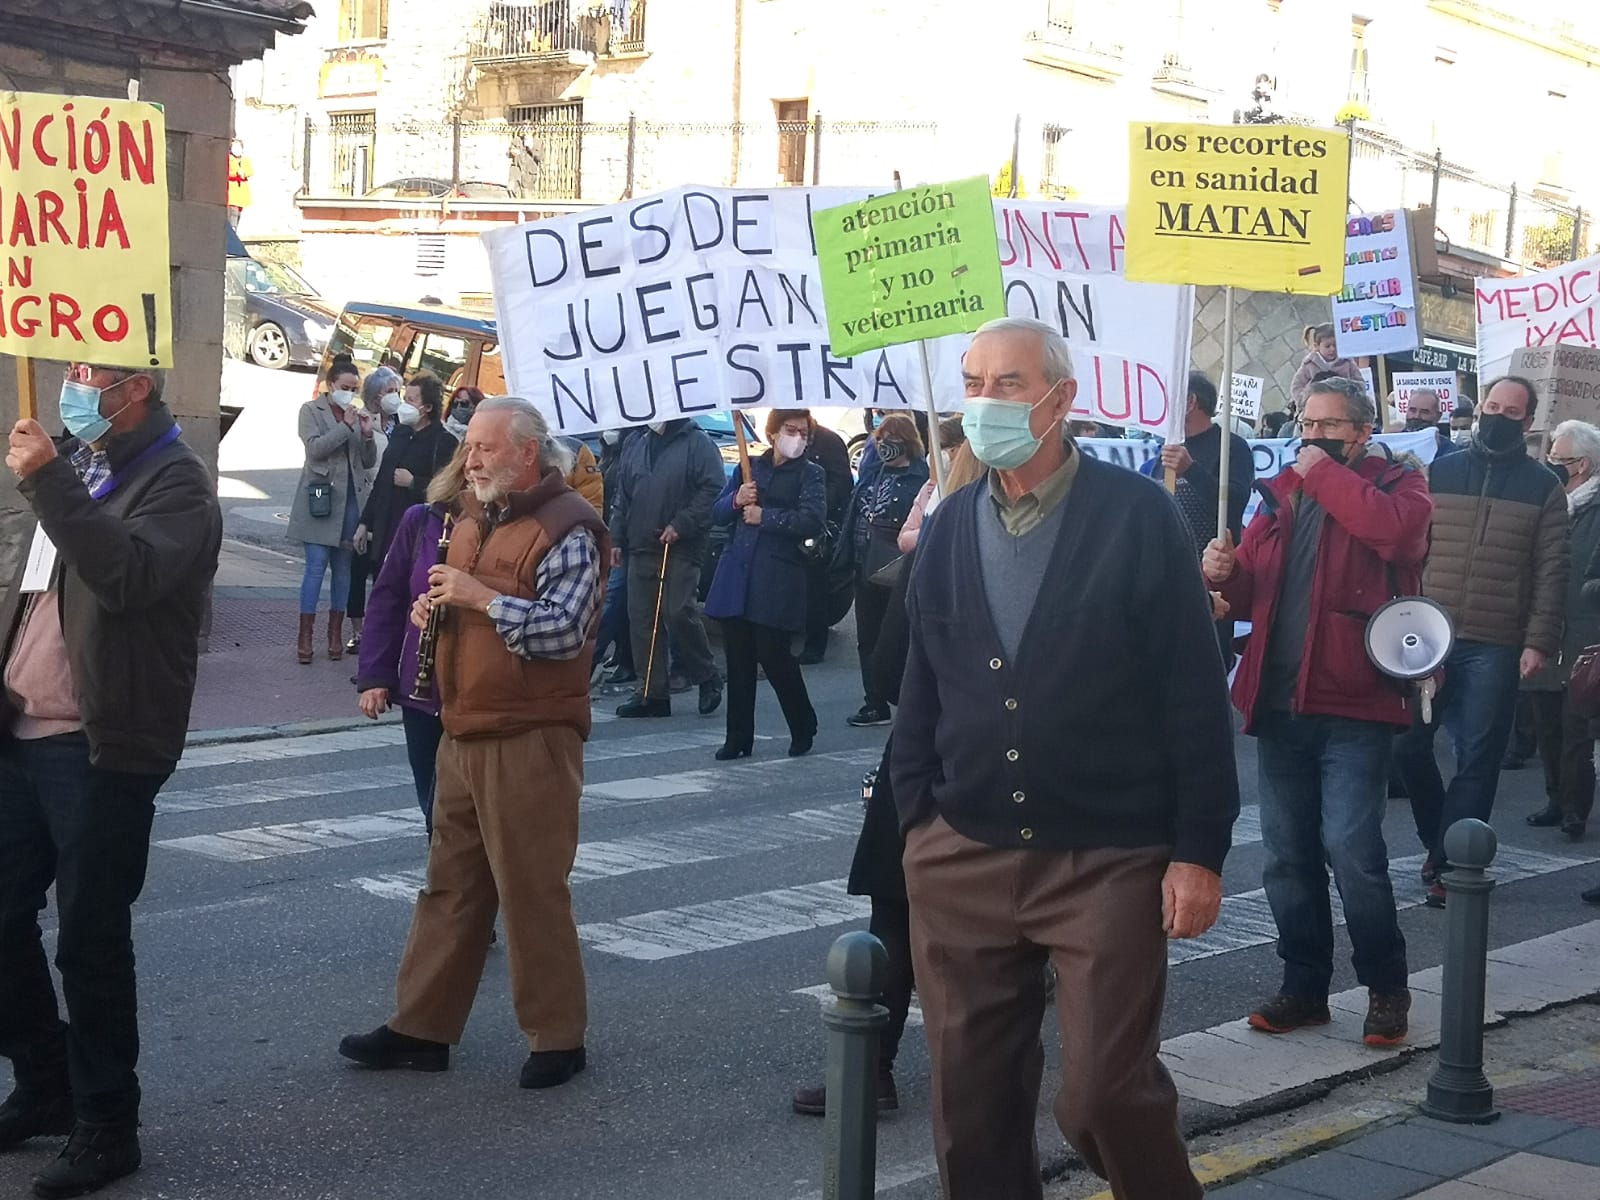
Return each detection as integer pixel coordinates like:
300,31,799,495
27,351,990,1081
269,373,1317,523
812,175,1006,357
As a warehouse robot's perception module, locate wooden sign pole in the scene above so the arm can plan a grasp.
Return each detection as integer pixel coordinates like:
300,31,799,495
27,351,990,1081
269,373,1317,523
16,358,37,423
734,417,754,484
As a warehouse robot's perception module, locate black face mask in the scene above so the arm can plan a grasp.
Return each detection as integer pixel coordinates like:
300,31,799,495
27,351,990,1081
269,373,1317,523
1550,462,1571,487
1306,437,1350,464
877,439,905,463
1403,417,1435,432
1478,412,1525,452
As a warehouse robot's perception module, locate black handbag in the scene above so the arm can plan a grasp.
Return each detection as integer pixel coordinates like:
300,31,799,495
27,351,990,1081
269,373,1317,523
306,480,333,519
799,520,838,564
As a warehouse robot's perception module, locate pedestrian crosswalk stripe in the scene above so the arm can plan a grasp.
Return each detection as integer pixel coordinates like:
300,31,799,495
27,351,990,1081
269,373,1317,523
176,726,409,771
158,808,425,861
579,880,872,962
343,801,868,902
1168,844,1600,965
156,729,807,816
581,747,881,809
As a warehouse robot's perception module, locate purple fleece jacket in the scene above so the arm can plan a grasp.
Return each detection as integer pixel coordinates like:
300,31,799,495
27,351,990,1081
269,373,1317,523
355,502,445,715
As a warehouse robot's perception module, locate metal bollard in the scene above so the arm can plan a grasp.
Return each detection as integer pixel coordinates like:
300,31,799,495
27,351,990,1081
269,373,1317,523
1421,818,1500,1124
821,931,889,1200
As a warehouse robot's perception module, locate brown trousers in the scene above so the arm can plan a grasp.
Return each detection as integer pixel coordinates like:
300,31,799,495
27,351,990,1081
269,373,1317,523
904,816,1199,1200
391,725,587,1051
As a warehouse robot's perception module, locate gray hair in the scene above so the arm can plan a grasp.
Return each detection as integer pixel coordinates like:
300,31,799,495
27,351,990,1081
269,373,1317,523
1307,376,1376,429
361,366,401,408
1553,419,1600,466
91,363,166,404
474,394,571,474
972,316,1076,384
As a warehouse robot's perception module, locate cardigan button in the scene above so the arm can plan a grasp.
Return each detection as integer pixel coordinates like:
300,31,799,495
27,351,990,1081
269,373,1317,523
1012,790,1026,804
1006,748,1020,762
1020,827,1034,841
1005,697,1019,711
989,657,1003,670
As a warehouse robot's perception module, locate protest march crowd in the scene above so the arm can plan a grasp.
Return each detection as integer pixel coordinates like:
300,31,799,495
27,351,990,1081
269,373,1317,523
5,104,1600,1200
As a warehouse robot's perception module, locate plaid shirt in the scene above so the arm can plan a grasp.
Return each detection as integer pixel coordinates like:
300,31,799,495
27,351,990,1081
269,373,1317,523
485,527,601,661
69,442,110,493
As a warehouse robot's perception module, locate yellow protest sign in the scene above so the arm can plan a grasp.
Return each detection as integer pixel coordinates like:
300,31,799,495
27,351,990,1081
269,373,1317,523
1124,122,1349,295
0,91,173,367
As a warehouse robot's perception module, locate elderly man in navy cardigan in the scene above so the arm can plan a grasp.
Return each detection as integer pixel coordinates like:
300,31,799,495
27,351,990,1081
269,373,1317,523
893,317,1240,1200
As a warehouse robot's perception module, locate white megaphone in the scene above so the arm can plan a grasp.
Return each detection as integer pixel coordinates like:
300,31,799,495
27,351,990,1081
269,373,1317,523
1365,597,1455,723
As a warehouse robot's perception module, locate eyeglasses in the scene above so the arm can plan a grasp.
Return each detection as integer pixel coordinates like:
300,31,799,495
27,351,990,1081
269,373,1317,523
1550,456,1584,468
64,364,95,383
1297,417,1356,434
778,425,810,439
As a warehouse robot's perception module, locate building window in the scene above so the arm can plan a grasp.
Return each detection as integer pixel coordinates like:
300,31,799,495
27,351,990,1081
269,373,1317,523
338,0,389,43
1348,17,1370,106
776,99,809,186
1041,124,1069,192
507,101,583,200
329,111,376,196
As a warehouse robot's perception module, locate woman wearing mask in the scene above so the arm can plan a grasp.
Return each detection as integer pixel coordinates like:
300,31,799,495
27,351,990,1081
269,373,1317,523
349,371,457,653
704,411,827,758
897,416,973,553
835,413,929,727
362,367,403,435
444,385,484,439
341,368,403,654
288,362,376,663
355,443,468,835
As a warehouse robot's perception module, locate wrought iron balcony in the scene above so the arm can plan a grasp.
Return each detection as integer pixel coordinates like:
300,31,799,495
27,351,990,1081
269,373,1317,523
471,0,646,65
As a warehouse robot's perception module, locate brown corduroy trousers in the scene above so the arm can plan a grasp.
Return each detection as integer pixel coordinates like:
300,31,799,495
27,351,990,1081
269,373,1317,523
904,816,1200,1200
390,725,587,1052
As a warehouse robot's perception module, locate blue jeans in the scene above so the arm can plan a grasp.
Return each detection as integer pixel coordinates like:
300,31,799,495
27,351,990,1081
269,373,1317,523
299,490,361,614
1255,712,1408,999
0,734,166,1122
401,706,443,835
1393,640,1522,866
594,563,632,671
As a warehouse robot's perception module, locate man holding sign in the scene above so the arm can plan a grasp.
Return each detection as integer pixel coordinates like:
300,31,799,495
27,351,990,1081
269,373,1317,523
0,365,220,1197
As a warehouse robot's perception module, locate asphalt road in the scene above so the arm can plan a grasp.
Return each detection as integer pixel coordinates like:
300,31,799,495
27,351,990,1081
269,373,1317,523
3,643,1598,1200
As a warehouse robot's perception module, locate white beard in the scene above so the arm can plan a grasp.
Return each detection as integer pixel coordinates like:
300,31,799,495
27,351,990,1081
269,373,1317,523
470,465,519,504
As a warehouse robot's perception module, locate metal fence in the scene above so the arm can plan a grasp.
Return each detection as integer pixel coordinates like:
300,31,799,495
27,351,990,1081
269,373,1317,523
300,115,940,203
1350,129,1590,268
468,0,647,63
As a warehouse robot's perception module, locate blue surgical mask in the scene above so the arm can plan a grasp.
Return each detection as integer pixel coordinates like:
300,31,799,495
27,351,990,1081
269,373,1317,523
963,386,1058,471
60,377,133,444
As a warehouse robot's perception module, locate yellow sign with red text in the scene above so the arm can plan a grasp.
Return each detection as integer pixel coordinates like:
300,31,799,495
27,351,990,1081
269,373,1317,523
0,91,173,367
1125,121,1349,295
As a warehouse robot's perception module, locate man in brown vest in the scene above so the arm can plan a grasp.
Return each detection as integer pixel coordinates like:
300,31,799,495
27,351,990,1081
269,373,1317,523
339,396,607,1090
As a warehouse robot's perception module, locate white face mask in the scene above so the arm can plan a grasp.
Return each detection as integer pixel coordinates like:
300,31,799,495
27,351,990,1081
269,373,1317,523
380,392,402,415
649,422,668,435
940,448,955,472
396,402,421,427
329,389,356,410
776,432,807,461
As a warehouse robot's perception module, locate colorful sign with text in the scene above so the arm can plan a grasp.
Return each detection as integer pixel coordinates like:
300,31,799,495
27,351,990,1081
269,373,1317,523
1334,208,1420,357
481,186,1193,440
811,175,1005,357
1124,122,1350,294
0,91,173,367
1477,253,1600,383
1392,370,1457,417
1511,345,1600,431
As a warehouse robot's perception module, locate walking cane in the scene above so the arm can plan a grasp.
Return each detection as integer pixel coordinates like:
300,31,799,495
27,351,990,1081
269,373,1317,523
641,541,671,698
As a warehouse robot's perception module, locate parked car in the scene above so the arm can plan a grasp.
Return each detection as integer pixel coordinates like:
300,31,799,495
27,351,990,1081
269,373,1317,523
362,177,514,200
223,250,337,370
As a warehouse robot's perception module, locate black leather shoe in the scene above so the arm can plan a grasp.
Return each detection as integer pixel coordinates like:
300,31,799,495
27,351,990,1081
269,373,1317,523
791,1069,898,1116
519,1046,586,1089
714,742,752,761
847,705,892,728
1583,883,1600,904
616,695,671,718
0,1089,73,1151
698,679,723,716
1527,806,1564,827
1565,817,1587,840
31,1121,140,1199
798,647,825,666
788,732,815,757
338,1025,449,1072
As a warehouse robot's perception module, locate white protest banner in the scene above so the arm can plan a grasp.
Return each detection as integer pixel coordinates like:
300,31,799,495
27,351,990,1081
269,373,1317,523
1082,429,1438,529
481,187,1193,439
1476,252,1600,382
1231,374,1263,424
1393,370,1457,416
1333,209,1420,358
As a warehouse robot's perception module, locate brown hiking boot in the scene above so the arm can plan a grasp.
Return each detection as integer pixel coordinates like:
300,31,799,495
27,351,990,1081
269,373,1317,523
1247,993,1331,1034
1363,989,1411,1047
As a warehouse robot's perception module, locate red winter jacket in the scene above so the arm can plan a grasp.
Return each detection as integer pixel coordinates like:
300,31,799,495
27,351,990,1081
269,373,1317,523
1218,446,1433,732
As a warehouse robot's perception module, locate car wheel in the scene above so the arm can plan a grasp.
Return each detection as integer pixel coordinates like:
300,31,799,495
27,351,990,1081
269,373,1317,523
248,322,290,369
847,434,869,473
